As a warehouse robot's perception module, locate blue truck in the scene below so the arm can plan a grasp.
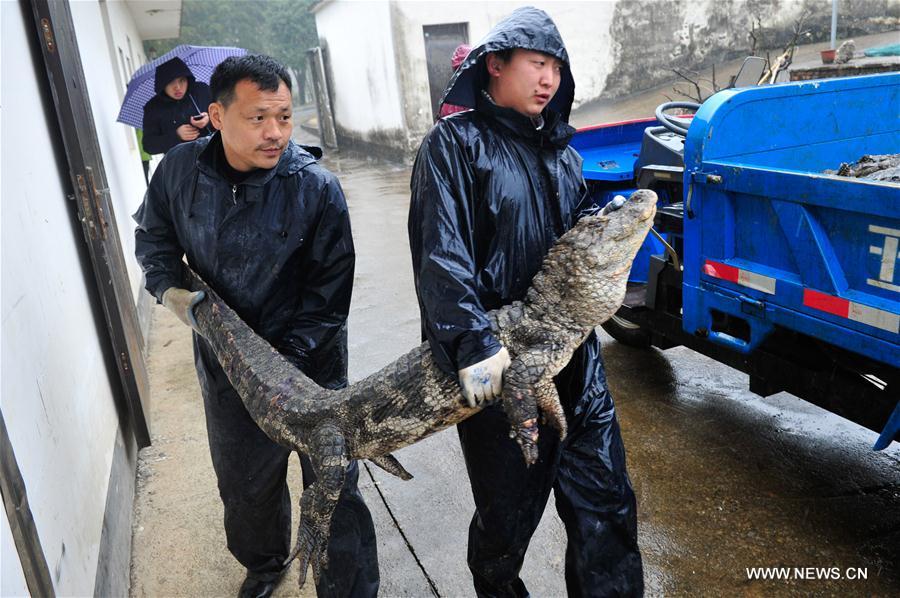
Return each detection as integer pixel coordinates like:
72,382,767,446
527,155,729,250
572,72,899,450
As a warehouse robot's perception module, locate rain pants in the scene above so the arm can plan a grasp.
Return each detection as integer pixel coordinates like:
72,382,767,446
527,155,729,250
408,7,643,597
134,133,379,597
142,57,213,155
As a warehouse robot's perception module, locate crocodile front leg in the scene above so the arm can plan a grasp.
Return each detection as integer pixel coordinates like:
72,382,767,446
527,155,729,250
288,422,347,590
502,353,541,465
502,345,570,465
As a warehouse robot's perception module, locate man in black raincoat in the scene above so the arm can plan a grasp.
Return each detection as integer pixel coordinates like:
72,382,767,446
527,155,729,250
134,55,378,598
142,56,214,155
408,8,643,597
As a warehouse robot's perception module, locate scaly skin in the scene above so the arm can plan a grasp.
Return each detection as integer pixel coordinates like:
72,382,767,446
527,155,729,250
186,189,658,588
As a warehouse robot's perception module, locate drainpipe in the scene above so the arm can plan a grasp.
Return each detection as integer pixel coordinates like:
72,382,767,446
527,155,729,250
830,0,838,49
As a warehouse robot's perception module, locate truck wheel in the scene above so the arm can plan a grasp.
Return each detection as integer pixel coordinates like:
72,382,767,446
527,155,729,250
601,313,652,348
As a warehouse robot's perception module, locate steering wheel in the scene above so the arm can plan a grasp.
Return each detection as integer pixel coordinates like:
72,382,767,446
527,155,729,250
654,101,700,136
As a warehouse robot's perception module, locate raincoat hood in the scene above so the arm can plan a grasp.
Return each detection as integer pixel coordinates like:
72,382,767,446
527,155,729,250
154,57,195,95
440,7,575,121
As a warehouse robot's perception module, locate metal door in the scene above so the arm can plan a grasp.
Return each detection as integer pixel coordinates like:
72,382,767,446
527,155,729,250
423,22,468,121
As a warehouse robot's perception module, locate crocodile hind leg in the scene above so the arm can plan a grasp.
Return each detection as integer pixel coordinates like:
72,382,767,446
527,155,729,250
287,422,347,590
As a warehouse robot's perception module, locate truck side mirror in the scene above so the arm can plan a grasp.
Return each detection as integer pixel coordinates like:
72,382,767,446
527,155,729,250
732,57,767,88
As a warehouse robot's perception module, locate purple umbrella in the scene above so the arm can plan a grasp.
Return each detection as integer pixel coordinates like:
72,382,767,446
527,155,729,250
116,45,247,129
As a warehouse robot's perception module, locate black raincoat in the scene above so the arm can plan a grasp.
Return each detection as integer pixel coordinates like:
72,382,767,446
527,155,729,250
142,57,213,155
134,134,379,597
409,7,643,597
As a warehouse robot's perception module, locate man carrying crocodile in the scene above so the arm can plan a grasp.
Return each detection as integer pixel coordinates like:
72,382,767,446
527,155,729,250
133,54,378,598
409,7,644,597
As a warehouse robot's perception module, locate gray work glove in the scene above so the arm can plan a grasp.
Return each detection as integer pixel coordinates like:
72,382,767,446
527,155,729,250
161,287,205,332
458,346,511,408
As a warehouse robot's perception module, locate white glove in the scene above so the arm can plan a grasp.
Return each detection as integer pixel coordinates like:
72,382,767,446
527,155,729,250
600,194,627,215
161,287,205,331
458,346,511,408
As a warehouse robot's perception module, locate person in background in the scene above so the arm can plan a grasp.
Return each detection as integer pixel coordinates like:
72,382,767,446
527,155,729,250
438,43,472,119
409,7,644,597
136,129,151,186
142,56,213,155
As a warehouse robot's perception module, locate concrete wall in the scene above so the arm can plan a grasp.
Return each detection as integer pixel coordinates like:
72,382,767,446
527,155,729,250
314,0,410,159
315,1,405,132
2,510,29,597
1,0,150,595
314,0,898,159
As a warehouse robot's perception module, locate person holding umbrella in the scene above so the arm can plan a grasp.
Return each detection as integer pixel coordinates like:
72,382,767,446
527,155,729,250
142,56,213,154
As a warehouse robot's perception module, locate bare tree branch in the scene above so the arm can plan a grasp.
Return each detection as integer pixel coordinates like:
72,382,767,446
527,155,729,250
671,68,705,103
760,8,811,83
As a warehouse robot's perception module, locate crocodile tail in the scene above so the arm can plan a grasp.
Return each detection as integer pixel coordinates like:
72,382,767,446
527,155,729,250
184,267,320,447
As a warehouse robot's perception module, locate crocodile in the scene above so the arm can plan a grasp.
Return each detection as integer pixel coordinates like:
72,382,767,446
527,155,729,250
826,153,900,182
185,188,657,588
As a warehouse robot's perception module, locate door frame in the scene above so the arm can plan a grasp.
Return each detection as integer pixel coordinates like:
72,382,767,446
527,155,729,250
26,0,152,448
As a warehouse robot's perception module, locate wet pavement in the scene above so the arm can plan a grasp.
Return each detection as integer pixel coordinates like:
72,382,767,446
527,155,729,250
131,73,899,596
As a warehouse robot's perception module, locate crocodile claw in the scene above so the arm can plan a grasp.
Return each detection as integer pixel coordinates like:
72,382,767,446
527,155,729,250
286,521,328,589
511,417,539,466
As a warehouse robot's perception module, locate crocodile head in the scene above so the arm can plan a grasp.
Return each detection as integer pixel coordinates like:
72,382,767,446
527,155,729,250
564,189,658,329
511,189,657,465
579,189,657,298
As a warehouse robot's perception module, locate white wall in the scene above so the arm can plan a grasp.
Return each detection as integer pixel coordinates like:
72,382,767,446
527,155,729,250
1,0,143,594
315,1,406,134
71,0,150,302
2,509,29,598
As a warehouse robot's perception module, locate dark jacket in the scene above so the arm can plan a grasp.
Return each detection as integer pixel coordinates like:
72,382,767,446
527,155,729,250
409,7,591,378
134,134,354,388
142,57,213,155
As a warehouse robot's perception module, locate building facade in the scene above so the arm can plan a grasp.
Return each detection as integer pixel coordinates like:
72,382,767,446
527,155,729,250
312,0,897,160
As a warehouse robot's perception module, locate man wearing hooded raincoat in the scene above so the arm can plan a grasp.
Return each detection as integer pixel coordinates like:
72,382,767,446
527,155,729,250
134,55,378,598
142,56,214,155
409,8,643,597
